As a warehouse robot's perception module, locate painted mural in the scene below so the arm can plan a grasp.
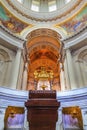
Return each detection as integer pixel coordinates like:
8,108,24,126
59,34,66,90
55,5,87,36
4,106,25,129
0,3,29,34
62,106,83,130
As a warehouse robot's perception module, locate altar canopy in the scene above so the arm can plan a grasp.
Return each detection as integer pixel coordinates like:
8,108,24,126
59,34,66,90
34,66,54,90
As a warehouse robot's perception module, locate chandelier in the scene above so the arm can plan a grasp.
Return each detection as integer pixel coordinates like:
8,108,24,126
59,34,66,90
34,67,54,80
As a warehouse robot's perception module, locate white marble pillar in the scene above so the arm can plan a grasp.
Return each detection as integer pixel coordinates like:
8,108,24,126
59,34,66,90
82,110,87,130
56,109,63,130
16,54,24,90
64,58,71,90
9,49,21,89
40,0,48,12
0,108,6,130
74,59,84,87
22,62,28,90
60,63,66,91
24,108,29,130
80,61,87,87
66,49,77,89
23,0,31,8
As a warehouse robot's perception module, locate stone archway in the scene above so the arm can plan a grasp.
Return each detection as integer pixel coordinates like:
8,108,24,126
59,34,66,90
26,28,61,91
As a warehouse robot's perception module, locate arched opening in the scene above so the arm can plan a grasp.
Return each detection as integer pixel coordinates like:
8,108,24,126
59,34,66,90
26,28,62,91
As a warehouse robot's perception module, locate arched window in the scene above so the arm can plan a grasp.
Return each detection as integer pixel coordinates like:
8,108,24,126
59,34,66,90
17,0,23,4
31,0,40,12
48,0,57,12
65,0,71,4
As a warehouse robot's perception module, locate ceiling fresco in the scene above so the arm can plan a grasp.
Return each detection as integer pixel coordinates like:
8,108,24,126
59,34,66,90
0,1,86,38
0,3,33,34
55,5,87,36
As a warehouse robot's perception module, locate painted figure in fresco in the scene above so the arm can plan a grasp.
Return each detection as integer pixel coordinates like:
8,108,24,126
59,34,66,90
0,4,28,33
63,114,79,129
7,113,24,128
70,114,79,128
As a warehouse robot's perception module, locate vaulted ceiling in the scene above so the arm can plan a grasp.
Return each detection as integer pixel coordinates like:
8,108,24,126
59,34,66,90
26,28,61,90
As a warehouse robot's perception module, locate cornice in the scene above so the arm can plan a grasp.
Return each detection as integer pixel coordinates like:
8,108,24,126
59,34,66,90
57,87,87,101
61,26,87,49
0,86,28,101
0,25,26,49
1,86,87,108
0,87,28,107
1,0,83,23
26,28,61,41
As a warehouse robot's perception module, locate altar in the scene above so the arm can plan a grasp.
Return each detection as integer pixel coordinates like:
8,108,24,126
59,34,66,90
25,90,60,130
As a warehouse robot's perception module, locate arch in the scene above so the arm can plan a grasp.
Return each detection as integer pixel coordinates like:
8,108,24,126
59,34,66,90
26,28,61,90
78,49,87,62
21,26,65,38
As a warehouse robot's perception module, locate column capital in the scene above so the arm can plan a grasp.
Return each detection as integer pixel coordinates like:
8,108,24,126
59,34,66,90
65,48,72,52
66,47,77,89
60,62,64,71
15,48,22,54
17,47,22,52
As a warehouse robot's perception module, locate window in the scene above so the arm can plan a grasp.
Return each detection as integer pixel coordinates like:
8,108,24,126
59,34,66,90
65,0,71,4
31,0,40,12
17,0,23,3
48,0,57,12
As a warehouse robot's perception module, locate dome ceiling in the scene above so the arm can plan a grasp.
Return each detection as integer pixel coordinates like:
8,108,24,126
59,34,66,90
0,0,86,38
17,0,72,13
4,0,82,22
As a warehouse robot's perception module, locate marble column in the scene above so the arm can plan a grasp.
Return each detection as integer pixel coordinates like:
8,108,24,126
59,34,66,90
56,109,63,130
16,54,24,90
74,59,84,87
82,109,87,130
9,49,21,89
40,0,48,12
79,61,87,86
22,62,28,90
60,63,66,91
24,108,29,130
23,0,31,8
64,58,71,90
66,49,77,89
0,108,5,130
57,0,65,9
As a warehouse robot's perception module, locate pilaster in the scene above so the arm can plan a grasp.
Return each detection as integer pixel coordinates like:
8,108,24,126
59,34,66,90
22,62,28,90
64,57,71,90
9,49,22,89
66,48,77,89
60,63,66,91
